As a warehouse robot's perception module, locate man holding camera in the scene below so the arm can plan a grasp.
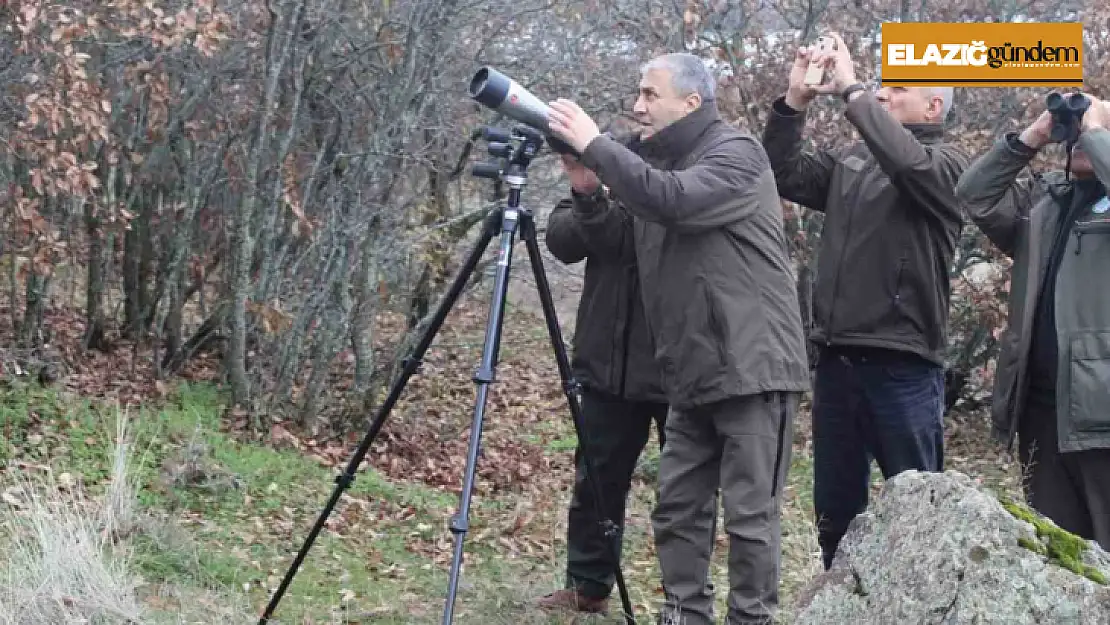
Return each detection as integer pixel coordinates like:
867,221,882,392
537,146,671,614
548,52,810,625
760,33,969,570
956,93,1110,550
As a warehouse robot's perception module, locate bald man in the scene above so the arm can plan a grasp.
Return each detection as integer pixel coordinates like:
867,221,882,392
761,33,969,571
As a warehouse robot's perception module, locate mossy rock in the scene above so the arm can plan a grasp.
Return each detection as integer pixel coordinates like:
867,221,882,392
1001,498,1109,585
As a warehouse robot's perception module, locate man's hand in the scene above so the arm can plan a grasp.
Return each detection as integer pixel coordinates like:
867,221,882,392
548,99,601,155
1082,94,1110,133
1019,110,1054,150
561,154,601,195
811,33,860,97
785,45,820,110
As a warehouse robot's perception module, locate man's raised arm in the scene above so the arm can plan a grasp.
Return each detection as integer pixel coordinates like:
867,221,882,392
545,152,635,263
545,192,633,264
956,113,1051,259
844,92,969,227
760,45,843,212
1079,127,1110,189
577,132,772,232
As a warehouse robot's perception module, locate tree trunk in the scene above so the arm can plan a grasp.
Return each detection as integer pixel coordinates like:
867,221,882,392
350,219,382,394
84,200,108,352
122,198,142,340
227,0,306,407
20,273,48,349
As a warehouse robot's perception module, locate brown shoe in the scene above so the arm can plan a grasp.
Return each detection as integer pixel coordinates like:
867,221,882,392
536,588,609,613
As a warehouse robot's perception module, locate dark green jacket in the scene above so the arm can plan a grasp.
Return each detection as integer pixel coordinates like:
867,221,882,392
545,183,666,403
579,103,810,411
762,93,969,365
956,127,1110,452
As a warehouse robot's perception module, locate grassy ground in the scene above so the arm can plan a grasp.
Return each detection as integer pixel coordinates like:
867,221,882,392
0,301,1023,624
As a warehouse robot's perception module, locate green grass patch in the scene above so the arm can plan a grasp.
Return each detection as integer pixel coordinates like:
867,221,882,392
0,380,632,624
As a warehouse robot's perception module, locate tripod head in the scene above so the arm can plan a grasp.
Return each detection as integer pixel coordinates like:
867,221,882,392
1046,91,1090,145
470,124,546,194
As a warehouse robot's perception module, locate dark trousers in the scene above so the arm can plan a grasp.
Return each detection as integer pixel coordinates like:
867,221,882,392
811,346,945,570
565,387,669,599
1019,398,1110,550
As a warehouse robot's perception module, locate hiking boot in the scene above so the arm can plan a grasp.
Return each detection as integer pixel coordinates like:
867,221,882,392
536,588,609,613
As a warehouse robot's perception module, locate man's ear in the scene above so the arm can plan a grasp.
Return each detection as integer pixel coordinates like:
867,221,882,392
929,95,945,122
685,92,703,112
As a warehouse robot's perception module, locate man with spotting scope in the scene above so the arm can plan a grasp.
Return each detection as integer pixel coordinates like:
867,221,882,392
956,91,1110,551
547,52,810,625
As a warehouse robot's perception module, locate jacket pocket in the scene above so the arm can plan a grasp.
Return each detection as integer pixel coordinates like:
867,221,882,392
881,357,935,383
1073,220,1110,255
1067,331,1110,432
703,279,729,368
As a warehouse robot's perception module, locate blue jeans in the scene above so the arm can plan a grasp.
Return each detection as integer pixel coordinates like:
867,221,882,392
811,345,945,570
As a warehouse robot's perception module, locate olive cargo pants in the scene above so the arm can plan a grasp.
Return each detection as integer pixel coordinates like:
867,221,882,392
652,391,798,625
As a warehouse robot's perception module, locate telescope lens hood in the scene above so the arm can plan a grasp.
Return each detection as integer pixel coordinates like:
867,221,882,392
469,67,511,110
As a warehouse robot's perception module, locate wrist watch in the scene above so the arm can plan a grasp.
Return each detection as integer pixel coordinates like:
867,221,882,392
575,186,608,201
841,83,866,102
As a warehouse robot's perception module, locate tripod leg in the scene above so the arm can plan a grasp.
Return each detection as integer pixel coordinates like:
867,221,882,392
258,210,501,625
520,213,637,625
441,206,521,625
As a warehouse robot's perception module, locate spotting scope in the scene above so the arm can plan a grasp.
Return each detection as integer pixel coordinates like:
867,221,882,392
468,66,578,156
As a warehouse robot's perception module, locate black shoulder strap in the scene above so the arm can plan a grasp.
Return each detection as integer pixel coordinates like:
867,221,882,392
1037,172,1073,213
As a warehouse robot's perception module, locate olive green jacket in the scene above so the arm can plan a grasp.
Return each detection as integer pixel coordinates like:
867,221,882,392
956,127,1110,452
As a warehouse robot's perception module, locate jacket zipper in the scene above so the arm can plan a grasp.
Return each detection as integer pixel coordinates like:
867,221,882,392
770,393,788,498
824,163,868,344
1073,221,1110,255
894,257,907,306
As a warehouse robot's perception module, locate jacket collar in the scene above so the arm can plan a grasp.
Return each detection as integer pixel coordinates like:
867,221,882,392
632,102,721,161
904,122,944,144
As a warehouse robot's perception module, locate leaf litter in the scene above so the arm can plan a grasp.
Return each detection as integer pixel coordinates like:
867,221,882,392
0,287,1022,622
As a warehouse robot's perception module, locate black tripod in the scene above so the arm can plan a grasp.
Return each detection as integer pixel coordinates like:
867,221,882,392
258,124,637,625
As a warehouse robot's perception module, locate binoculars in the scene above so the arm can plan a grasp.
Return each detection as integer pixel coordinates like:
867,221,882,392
1046,91,1090,144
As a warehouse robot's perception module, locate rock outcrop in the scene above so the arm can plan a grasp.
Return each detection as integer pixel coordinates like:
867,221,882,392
793,470,1110,624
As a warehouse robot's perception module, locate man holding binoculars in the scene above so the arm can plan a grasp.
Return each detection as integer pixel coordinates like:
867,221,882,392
957,91,1110,551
